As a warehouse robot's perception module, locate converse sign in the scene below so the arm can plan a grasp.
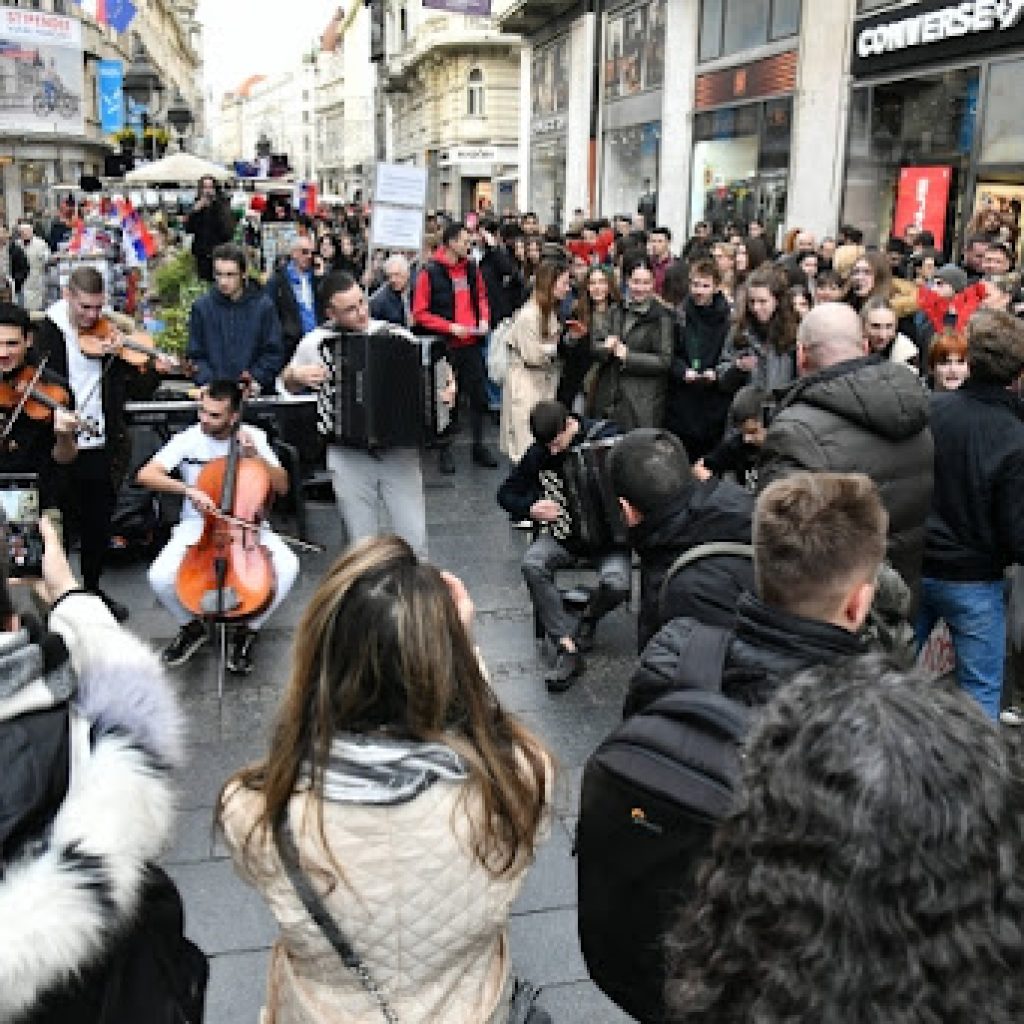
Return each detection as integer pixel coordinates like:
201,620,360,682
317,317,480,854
857,0,1024,58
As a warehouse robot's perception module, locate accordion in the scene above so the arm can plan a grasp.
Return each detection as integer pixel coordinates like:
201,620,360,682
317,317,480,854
539,438,629,553
316,330,451,448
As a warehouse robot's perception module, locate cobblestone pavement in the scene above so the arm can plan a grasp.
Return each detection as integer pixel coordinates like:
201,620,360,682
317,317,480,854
104,430,637,1024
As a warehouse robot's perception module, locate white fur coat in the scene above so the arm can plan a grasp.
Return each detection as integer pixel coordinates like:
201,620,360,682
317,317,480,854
0,593,184,1022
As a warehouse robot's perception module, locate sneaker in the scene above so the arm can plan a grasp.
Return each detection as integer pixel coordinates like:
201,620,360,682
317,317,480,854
439,446,456,475
227,627,258,675
162,620,207,667
545,644,583,693
1000,705,1024,727
472,443,498,468
93,588,129,623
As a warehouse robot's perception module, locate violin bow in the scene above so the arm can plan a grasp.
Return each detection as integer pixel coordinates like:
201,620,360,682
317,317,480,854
0,356,49,447
203,506,324,553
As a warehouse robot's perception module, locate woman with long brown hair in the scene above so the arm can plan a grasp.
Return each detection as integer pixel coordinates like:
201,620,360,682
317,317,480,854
219,536,551,1024
500,259,570,463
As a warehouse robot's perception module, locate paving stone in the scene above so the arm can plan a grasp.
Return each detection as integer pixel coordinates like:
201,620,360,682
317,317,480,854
204,949,271,1024
533,980,637,1023
509,905,589,987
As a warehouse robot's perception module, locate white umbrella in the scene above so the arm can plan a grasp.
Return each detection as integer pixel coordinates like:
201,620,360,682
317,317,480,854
125,152,232,185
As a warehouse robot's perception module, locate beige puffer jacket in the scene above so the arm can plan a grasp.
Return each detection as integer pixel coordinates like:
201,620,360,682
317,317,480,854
222,751,550,1024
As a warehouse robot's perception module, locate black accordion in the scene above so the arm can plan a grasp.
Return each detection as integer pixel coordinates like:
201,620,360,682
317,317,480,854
539,438,629,553
316,330,451,448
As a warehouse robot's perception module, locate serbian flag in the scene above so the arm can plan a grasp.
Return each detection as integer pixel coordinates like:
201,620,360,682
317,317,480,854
71,0,137,33
115,198,156,262
67,217,85,255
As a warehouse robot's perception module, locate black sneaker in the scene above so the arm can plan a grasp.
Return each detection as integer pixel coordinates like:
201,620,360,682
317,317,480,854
93,588,129,623
162,620,207,667
545,644,583,693
472,444,498,468
439,446,456,475
227,627,258,675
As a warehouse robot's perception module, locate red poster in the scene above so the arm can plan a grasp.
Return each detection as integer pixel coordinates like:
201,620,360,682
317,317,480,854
893,166,952,250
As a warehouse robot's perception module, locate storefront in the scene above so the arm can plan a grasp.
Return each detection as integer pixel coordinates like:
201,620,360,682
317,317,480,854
436,145,520,218
529,35,570,224
689,50,797,241
600,0,666,218
842,0,1024,255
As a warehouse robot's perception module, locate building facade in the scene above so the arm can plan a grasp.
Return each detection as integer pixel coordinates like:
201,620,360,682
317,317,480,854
380,1,521,216
0,0,202,222
841,0,1024,254
239,63,317,182
500,0,855,244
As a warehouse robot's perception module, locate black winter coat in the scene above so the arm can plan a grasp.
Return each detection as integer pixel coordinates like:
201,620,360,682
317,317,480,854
629,479,755,651
758,355,933,593
924,381,1024,581
624,591,866,717
479,244,525,326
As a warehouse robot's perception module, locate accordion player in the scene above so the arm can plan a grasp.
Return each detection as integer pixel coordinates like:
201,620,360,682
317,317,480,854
315,328,453,449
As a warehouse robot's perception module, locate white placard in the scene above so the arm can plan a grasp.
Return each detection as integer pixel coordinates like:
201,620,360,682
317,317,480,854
370,203,424,252
374,163,428,207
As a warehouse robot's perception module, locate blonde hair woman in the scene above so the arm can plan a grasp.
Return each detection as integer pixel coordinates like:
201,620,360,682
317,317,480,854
219,536,552,1024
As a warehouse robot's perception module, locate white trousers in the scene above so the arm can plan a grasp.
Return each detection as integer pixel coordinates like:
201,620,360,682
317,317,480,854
326,445,427,558
148,519,300,630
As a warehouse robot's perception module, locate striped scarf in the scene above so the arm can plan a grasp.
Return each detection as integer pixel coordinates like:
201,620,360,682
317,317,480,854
305,732,469,806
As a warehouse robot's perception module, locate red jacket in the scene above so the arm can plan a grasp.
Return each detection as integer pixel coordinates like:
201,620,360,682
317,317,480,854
917,281,987,334
412,246,490,347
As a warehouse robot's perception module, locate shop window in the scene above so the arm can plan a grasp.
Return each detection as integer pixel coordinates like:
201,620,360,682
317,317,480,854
980,60,1024,164
467,68,485,117
699,0,800,63
604,0,666,100
602,121,661,217
532,37,570,118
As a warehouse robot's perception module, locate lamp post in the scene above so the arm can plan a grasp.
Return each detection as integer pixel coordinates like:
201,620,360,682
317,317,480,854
166,88,193,152
121,38,165,157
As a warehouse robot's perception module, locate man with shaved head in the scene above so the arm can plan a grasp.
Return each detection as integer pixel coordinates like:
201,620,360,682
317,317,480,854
758,302,933,595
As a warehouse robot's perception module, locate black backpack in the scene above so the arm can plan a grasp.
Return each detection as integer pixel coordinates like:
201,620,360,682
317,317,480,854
577,620,748,1024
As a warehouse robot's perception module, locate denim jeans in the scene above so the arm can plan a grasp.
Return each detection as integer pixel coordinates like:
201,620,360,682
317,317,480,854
916,577,1005,720
481,331,502,411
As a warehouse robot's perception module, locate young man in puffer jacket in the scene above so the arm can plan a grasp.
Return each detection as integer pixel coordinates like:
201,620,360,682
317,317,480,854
0,518,189,1022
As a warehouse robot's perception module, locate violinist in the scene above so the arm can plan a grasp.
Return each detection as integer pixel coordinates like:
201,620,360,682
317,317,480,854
0,302,77,494
136,379,298,675
35,265,173,622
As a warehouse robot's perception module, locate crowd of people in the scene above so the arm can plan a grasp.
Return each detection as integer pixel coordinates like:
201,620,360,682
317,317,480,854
3,179,1024,1024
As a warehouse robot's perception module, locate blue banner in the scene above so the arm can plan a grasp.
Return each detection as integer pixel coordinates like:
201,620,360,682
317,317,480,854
98,59,124,134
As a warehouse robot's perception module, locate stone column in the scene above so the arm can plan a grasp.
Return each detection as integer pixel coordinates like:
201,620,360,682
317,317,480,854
518,42,531,214
785,0,857,240
658,0,699,241
565,12,594,224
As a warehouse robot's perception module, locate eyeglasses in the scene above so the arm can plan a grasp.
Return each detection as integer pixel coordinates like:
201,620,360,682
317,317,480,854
850,267,872,276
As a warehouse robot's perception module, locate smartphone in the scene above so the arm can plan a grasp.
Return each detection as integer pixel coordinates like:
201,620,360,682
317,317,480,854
0,474,43,579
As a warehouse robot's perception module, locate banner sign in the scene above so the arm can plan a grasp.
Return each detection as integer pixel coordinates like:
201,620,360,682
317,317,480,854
98,58,123,133
852,0,1024,76
422,0,491,13
0,7,84,135
893,166,952,251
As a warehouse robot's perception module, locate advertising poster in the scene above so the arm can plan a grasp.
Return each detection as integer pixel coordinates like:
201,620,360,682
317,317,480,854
0,7,84,135
973,182,1024,260
893,166,951,251
604,0,666,100
531,38,569,119
98,58,123,134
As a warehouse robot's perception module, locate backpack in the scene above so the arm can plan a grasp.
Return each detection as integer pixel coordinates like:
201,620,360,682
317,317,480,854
577,618,748,1024
486,315,516,385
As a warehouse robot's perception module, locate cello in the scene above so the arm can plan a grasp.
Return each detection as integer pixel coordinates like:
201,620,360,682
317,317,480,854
175,421,276,687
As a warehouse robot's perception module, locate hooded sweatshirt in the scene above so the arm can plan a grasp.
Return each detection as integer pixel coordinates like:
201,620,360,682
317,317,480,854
412,246,490,347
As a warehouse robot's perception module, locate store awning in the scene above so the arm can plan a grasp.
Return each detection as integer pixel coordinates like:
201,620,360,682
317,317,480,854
498,0,572,34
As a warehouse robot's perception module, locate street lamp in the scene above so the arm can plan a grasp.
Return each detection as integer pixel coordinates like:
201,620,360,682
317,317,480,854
122,38,165,115
166,88,193,151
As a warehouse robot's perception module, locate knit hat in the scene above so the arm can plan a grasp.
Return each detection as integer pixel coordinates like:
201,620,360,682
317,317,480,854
933,264,969,293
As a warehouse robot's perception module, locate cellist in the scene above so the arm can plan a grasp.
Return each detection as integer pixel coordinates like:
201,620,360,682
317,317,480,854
136,379,298,675
0,303,78,499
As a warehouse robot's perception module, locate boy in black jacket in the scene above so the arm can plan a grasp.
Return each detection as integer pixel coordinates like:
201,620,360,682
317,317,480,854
497,400,630,692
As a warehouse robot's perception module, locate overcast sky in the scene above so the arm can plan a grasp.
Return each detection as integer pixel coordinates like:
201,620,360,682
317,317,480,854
197,0,341,99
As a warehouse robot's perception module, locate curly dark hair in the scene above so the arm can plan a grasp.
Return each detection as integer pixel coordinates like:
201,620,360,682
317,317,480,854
665,654,1024,1023
733,265,800,354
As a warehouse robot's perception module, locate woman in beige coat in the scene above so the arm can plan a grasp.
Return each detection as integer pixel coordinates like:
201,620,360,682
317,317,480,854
219,536,551,1024
500,260,571,464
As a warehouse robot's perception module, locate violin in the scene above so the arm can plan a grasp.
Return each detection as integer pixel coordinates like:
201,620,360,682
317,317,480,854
174,424,275,622
0,364,100,438
78,316,190,373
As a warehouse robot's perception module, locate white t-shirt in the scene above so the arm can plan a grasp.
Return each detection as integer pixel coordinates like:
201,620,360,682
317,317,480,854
48,298,106,449
153,422,280,523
